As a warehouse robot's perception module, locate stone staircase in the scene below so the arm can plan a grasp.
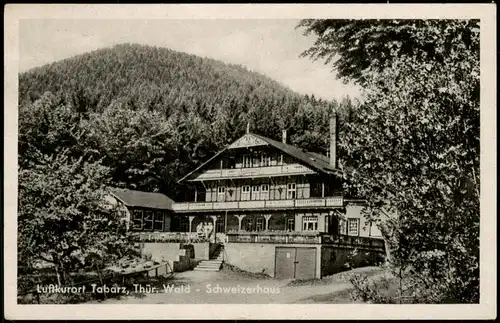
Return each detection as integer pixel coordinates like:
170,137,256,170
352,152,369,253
193,247,224,272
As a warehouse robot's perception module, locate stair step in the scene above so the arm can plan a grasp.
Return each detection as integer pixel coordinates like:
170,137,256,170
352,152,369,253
196,264,221,268
194,267,220,271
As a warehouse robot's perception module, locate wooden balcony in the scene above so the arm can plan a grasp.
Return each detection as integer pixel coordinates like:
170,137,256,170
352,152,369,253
321,234,386,252
226,231,385,252
192,163,316,181
130,231,205,243
172,196,343,212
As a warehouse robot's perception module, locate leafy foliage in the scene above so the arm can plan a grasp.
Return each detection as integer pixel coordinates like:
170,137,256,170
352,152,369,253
298,19,479,303
18,93,141,287
18,149,137,285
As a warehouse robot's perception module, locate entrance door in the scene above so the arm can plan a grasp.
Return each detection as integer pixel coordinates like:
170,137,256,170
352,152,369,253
275,247,317,279
295,247,317,280
275,247,296,279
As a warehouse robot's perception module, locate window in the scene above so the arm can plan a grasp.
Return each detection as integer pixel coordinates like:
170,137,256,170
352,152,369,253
303,216,318,231
242,185,251,201
143,210,154,231
218,186,226,195
286,218,295,231
348,218,360,236
287,183,296,199
132,209,143,230
243,155,252,168
270,155,277,166
262,155,271,167
260,184,269,200
256,218,264,231
153,211,164,231
251,185,260,200
253,155,260,167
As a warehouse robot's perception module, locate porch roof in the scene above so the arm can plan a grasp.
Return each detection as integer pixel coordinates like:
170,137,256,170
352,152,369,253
110,188,175,210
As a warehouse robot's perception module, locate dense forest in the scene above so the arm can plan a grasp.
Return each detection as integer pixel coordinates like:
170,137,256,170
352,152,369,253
19,43,356,201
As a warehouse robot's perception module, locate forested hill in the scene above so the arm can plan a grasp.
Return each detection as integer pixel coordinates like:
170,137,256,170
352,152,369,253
18,43,356,199
20,43,303,115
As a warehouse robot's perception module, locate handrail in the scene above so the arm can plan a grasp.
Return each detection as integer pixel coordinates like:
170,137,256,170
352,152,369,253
225,232,385,251
195,163,316,180
172,196,343,211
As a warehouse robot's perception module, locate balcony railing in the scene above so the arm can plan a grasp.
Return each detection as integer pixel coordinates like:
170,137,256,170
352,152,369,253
172,196,343,212
225,231,385,252
193,163,316,181
321,234,386,252
130,231,206,243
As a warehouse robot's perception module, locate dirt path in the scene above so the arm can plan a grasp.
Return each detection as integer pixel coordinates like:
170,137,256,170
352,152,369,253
93,267,384,304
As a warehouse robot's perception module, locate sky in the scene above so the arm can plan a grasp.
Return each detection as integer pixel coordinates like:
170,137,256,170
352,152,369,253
18,19,361,101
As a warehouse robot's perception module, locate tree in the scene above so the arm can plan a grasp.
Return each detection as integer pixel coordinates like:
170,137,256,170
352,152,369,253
18,93,139,286
18,150,137,285
298,19,479,303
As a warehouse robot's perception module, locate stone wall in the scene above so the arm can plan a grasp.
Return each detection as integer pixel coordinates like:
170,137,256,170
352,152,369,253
224,243,277,277
189,242,220,260
140,242,198,272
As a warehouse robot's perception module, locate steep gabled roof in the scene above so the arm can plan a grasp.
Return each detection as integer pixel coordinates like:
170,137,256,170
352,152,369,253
178,132,342,183
109,188,175,210
251,133,339,175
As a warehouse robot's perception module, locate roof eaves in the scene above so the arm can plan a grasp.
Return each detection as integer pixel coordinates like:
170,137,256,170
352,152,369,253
177,147,229,183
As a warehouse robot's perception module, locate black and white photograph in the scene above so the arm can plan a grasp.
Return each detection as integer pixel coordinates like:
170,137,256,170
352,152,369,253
4,3,496,320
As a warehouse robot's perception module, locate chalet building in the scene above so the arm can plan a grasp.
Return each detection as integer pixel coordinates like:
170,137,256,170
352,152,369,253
113,117,385,279
106,188,175,232
172,115,382,240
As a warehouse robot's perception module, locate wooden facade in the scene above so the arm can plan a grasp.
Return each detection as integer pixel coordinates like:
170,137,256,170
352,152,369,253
174,131,381,239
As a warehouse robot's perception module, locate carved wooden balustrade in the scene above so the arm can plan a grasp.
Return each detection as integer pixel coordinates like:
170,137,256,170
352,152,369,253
173,196,343,212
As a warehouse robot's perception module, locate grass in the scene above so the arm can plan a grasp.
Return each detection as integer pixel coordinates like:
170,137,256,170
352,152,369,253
220,263,273,280
287,266,384,287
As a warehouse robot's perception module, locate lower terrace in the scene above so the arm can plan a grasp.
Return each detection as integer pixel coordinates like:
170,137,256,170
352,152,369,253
130,231,385,253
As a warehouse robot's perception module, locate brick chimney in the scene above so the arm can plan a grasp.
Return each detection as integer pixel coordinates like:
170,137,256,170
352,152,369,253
282,129,287,144
329,114,337,168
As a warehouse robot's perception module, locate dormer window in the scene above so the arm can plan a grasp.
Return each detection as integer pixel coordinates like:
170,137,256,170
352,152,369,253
253,155,260,167
262,155,271,167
